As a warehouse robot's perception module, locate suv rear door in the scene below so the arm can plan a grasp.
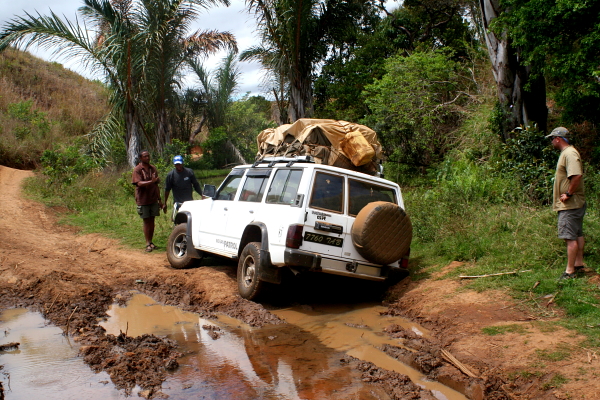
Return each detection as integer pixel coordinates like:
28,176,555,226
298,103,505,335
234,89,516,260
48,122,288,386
301,170,347,258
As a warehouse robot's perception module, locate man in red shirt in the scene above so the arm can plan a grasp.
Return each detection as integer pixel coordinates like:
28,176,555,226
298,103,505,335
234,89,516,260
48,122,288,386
131,150,163,252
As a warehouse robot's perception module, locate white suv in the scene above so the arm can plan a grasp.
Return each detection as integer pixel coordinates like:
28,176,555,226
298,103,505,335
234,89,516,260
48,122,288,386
167,156,412,300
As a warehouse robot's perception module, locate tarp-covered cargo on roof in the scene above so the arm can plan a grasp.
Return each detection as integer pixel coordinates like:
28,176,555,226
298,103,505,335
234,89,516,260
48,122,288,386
256,119,382,175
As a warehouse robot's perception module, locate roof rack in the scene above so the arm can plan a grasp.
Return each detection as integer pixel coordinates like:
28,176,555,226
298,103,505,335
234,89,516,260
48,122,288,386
251,155,315,168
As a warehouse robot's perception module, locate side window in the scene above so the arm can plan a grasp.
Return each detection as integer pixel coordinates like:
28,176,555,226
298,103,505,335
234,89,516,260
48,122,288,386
266,169,303,204
348,179,397,216
216,175,243,200
309,172,344,213
239,175,269,202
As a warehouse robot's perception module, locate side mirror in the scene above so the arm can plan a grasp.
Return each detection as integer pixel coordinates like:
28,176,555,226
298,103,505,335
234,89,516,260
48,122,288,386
203,184,216,198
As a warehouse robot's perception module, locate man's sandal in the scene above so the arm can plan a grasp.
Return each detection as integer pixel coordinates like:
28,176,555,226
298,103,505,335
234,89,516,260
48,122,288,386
145,244,153,252
575,265,585,271
150,243,158,250
558,272,577,280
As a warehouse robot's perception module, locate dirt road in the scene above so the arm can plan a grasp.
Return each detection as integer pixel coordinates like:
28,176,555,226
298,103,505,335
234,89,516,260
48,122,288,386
1,165,598,399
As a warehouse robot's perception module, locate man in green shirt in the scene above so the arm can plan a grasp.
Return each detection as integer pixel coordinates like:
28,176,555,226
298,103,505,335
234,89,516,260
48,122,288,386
546,127,586,279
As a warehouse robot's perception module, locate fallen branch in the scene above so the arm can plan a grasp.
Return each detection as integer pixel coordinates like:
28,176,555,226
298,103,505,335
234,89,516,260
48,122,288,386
441,349,479,378
460,270,532,279
45,293,60,315
0,342,20,351
65,306,78,336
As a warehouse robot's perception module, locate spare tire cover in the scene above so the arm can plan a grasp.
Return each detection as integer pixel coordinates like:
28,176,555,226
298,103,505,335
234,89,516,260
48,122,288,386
351,201,412,265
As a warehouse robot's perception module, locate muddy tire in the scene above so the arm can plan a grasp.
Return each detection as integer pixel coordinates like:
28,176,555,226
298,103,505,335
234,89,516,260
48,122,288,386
351,201,412,265
167,224,200,269
238,242,267,300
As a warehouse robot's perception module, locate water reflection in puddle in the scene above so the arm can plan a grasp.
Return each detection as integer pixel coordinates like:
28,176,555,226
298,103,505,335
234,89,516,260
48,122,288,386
101,293,393,399
0,309,127,400
272,303,466,400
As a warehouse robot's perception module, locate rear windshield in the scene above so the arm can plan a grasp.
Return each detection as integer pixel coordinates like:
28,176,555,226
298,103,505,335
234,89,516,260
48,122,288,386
348,179,396,216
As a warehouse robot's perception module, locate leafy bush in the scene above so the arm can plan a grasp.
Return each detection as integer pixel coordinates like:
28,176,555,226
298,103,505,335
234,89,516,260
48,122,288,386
362,49,474,168
496,125,557,204
40,144,102,186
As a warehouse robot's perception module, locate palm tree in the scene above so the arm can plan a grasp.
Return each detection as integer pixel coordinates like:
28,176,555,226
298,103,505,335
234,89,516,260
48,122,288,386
0,0,236,167
188,50,240,130
188,50,246,164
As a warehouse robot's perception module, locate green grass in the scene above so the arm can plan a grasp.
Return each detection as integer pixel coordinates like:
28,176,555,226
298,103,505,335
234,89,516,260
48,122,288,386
398,158,600,348
541,373,569,390
482,324,528,336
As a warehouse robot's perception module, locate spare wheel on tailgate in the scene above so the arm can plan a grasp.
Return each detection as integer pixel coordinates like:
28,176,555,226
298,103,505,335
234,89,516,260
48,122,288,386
351,201,412,265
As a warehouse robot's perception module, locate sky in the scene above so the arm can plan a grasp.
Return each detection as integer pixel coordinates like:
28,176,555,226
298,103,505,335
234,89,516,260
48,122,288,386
0,0,264,97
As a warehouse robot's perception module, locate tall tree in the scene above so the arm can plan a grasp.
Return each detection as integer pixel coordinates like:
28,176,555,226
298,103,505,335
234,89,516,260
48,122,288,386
0,0,236,167
495,0,600,127
243,0,378,123
315,0,476,122
479,0,547,140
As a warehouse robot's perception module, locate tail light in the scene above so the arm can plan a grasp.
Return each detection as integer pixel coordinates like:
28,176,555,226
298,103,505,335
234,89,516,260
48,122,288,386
286,224,304,249
400,248,411,268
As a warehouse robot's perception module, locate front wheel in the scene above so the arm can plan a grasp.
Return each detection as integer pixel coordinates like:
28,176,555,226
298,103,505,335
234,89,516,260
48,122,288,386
237,242,267,300
167,224,201,269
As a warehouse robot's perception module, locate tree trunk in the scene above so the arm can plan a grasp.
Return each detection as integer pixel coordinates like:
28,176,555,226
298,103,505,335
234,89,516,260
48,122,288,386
155,107,170,153
226,139,247,165
288,73,313,122
479,0,547,140
125,109,140,168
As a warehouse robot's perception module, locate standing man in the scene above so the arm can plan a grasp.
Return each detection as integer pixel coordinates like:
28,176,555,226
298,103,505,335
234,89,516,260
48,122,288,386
546,127,586,279
132,150,163,252
163,155,202,220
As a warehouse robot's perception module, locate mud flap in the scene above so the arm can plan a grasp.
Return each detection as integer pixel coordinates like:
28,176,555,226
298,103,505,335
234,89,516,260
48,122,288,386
258,249,282,284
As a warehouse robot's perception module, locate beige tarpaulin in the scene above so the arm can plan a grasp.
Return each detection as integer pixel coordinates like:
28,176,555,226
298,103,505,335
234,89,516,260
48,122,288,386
256,119,382,174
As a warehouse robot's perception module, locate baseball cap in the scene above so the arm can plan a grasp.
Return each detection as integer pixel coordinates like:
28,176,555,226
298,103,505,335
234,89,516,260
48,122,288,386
545,127,570,139
173,155,184,165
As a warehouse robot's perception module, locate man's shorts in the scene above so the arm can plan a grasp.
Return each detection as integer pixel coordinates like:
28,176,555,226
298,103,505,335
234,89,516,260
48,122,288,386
137,203,160,219
558,202,586,240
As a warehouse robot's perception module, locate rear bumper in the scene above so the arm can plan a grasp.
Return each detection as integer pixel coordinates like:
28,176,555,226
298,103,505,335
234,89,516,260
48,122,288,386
284,248,397,281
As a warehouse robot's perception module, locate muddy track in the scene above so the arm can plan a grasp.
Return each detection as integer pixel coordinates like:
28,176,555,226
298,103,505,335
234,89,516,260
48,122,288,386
1,166,598,399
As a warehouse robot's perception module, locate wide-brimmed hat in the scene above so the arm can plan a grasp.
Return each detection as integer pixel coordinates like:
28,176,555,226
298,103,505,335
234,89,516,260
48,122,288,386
545,127,570,139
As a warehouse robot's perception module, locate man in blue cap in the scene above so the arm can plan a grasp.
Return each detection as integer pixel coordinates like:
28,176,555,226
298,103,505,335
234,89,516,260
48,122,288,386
546,127,586,279
163,155,203,220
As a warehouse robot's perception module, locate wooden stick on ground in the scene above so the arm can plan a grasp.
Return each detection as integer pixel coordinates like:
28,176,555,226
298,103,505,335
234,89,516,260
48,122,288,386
460,270,532,279
441,349,479,378
65,306,78,336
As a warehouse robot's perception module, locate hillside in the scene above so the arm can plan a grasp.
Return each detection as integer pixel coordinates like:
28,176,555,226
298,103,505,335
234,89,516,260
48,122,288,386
0,48,109,169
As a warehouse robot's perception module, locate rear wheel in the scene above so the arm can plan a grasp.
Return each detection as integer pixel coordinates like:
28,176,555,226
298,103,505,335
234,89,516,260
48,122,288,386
167,224,201,269
237,242,267,300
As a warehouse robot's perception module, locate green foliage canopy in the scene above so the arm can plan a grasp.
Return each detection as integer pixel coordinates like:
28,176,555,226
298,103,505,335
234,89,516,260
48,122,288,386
362,50,473,167
496,0,600,124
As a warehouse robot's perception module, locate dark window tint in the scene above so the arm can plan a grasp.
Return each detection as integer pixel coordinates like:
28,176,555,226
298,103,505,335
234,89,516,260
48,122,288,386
266,169,303,204
216,175,243,200
239,175,269,202
309,172,344,213
348,179,396,216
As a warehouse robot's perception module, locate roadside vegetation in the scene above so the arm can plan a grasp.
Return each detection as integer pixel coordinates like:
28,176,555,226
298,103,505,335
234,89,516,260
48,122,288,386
2,0,600,348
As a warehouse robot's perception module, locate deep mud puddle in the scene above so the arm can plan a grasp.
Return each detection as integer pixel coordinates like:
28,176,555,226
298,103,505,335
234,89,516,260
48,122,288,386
0,308,127,399
2,294,468,399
